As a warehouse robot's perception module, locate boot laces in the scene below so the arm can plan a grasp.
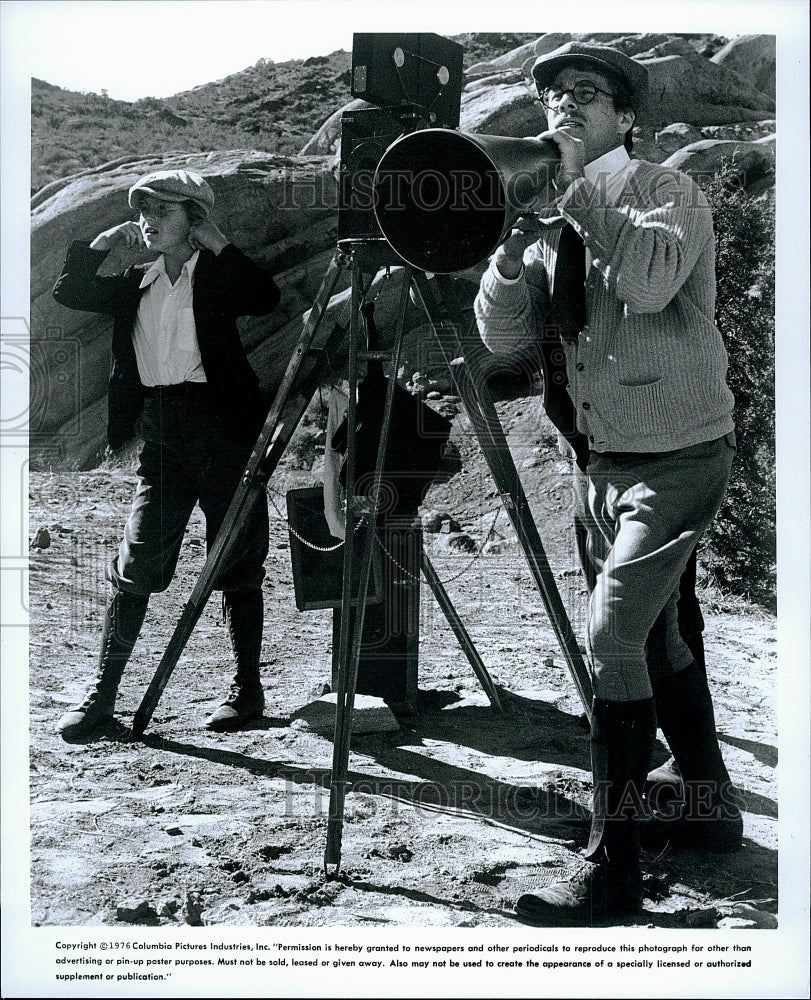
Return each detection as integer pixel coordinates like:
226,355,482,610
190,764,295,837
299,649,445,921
72,687,102,712
567,860,602,890
222,682,261,708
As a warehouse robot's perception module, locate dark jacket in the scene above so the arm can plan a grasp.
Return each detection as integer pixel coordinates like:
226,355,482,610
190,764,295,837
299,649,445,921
52,240,281,448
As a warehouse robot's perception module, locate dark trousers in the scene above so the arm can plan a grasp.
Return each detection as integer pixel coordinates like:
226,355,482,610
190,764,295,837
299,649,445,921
108,385,268,597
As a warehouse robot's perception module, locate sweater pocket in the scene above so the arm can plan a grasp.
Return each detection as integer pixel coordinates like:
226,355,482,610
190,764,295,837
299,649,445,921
608,377,670,436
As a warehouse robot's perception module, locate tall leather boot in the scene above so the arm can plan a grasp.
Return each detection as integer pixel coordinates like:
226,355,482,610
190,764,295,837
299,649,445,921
57,590,149,740
515,698,656,925
205,589,265,731
648,662,743,852
646,631,706,790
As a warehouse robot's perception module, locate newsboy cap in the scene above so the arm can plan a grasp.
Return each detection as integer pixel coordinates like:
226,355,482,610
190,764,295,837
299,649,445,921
531,41,649,112
128,169,215,217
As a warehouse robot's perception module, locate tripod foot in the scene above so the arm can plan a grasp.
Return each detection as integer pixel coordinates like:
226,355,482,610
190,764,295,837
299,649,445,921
130,713,148,740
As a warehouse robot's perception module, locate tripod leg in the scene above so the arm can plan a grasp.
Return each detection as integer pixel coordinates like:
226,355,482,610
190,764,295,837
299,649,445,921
413,272,593,719
420,549,503,712
131,254,349,739
324,262,412,873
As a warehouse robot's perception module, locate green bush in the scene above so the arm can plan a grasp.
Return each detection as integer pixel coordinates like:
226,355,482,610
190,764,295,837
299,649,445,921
698,165,776,610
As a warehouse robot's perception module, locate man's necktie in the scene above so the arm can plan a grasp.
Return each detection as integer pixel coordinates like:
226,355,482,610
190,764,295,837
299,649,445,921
538,221,589,469
551,222,587,342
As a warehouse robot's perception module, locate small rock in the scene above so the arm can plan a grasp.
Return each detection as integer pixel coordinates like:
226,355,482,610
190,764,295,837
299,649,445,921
256,844,292,862
159,898,180,918
116,899,156,923
445,532,477,553
31,527,51,549
436,402,460,419
309,679,331,699
421,508,451,532
482,538,516,555
371,843,413,862
164,826,183,837
182,892,205,926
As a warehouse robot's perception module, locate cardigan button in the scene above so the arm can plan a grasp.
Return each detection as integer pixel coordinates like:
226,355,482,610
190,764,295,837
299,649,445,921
582,402,591,410
576,363,585,371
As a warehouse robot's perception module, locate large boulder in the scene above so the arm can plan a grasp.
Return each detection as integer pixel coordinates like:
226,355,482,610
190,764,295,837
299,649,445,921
460,81,540,137
653,122,704,156
299,98,369,156
467,40,540,78
662,138,776,188
637,50,774,130
711,34,776,100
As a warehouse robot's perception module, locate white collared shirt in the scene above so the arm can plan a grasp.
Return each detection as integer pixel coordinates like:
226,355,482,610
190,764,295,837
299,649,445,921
578,143,631,200
559,144,631,272
132,251,206,386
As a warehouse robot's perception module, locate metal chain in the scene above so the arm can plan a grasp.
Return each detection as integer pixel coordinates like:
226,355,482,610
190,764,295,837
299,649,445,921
265,483,366,552
375,507,503,586
267,470,503,586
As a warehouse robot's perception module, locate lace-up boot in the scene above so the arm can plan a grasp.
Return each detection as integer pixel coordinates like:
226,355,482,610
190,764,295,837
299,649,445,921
205,589,265,731
57,591,149,739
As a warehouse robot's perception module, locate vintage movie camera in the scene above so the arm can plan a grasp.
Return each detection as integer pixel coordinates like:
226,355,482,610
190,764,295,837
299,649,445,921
337,32,464,245
338,32,559,272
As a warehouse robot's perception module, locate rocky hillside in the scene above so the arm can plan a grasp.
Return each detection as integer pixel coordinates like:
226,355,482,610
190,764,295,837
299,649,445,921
31,34,541,194
31,31,775,471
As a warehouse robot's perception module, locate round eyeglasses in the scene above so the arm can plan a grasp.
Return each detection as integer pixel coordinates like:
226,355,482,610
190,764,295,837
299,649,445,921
537,81,616,110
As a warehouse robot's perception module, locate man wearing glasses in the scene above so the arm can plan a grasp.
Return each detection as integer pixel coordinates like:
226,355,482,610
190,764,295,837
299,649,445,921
475,42,740,925
52,169,281,740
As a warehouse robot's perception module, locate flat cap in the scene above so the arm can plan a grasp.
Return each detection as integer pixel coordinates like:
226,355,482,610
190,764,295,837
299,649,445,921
128,169,215,217
531,41,649,112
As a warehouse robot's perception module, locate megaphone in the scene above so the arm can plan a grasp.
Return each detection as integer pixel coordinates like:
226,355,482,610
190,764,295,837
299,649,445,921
373,128,559,273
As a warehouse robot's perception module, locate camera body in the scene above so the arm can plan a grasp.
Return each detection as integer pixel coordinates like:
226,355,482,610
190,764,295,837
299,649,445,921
337,108,409,246
337,33,464,247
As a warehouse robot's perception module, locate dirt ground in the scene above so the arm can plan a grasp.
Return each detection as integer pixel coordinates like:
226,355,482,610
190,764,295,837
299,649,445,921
27,398,778,930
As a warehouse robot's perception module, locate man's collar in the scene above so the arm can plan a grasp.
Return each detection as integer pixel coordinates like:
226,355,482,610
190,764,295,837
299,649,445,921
584,144,630,184
139,250,200,289
538,144,631,225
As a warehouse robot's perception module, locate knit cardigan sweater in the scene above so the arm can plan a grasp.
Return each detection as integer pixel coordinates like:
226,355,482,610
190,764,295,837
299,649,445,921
475,158,735,454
